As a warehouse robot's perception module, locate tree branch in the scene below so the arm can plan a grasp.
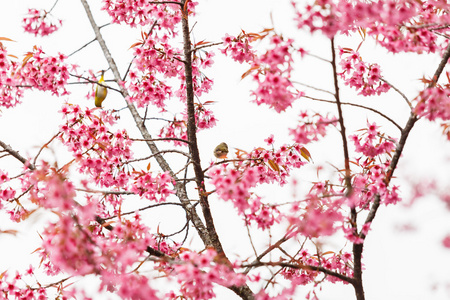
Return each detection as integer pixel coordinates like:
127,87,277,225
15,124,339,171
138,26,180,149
181,2,223,251
0,140,35,170
241,261,354,284
302,95,402,131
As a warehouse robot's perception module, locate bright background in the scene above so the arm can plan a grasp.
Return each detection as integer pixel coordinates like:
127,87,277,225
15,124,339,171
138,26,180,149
1,0,450,299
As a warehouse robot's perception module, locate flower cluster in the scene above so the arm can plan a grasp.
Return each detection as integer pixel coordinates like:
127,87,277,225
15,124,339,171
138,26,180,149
0,170,14,205
102,0,197,31
41,209,156,278
126,38,183,109
158,101,217,145
351,159,401,207
371,3,449,54
350,122,396,158
250,35,303,112
126,26,215,113
59,104,133,188
221,31,305,112
130,170,174,202
127,70,174,109
0,46,69,109
22,8,62,37
26,162,76,211
339,49,390,96
287,182,344,238
414,85,450,121
167,249,246,300
208,143,306,229
20,47,70,96
349,122,400,207
348,123,400,209
280,249,353,285
289,111,337,145
175,51,215,103
293,0,417,37
290,204,343,238
0,268,53,299
0,48,23,109
188,101,217,130
101,272,160,300
293,0,450,54
220,33,256,64
158,116,188,146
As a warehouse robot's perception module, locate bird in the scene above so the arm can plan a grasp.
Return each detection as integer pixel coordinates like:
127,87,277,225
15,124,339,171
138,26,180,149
95,70,107,107
214,142,228,159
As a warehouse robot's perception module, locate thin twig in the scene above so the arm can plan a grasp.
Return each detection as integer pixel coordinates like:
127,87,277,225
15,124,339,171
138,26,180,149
191,42,223,53
67,24,111,57
33,132,61,167
302,95,402,131
380,78,412,109
305,52,332,63
292,81,334,95
101,202,185,220
69,73,122,93
48,0,60,14
130,137,191,145
126,149,191,163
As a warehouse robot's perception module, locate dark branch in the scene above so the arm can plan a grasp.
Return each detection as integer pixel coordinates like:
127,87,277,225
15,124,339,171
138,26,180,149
0,140,35,170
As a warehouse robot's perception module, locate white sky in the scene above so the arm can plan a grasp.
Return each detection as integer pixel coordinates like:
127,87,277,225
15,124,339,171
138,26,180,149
1,0,450,299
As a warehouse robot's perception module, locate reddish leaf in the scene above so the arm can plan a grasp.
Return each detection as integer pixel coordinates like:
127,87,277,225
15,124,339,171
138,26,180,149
0,37,14,42
300,146,312,162
129,42,143,49
267,159,280,173
241,65,260,79
22,52,33,67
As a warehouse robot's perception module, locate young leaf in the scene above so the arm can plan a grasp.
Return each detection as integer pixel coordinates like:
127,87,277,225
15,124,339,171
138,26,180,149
267,159,280,173
0,37,15,42
300,146,312,162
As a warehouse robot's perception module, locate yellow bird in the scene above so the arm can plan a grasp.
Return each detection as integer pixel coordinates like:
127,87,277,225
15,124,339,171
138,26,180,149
95,70,107,107
214,142,229,159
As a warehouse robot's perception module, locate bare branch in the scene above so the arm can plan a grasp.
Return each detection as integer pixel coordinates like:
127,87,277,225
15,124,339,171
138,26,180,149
131,137,191,145
380,78,412,109
292,81,334,95
191,41,223,53
302,95,403,131
126,149,192,163
0,140,35,170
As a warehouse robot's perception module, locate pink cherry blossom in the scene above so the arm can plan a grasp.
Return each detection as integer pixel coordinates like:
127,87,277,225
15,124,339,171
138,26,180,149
22,8,62,36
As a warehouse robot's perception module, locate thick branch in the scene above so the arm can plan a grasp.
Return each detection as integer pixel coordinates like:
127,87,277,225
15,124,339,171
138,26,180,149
331,37,364,300
181,3,223,252
330,38,352,194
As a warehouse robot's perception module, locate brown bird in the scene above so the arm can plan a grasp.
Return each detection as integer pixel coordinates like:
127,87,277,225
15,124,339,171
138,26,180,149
214,142,228,159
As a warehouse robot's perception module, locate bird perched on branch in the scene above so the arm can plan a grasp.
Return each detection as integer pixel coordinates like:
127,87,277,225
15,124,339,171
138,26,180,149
95,70,107,107
214,142,228,159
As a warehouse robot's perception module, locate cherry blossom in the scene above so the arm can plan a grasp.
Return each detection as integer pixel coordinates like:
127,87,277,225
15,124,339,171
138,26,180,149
22,8,62,37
